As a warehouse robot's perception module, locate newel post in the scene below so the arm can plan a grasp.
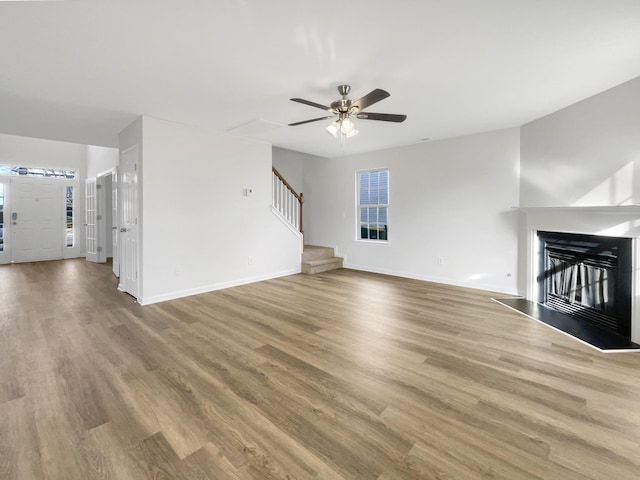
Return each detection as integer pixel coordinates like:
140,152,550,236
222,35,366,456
299,192,304,235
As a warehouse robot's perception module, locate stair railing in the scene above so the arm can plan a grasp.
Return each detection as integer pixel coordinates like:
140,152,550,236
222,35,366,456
272,166,303,234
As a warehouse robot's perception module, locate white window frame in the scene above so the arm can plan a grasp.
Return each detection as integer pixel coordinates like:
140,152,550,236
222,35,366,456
356,168,389,243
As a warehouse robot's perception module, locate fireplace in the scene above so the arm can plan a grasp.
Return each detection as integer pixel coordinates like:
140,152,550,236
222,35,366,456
537,231,632,339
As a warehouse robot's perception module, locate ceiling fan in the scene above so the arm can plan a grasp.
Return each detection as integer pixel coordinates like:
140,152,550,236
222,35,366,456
289,85,407,138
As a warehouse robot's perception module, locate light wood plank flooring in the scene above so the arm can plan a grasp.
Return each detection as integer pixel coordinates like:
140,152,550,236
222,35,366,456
1,259,640,479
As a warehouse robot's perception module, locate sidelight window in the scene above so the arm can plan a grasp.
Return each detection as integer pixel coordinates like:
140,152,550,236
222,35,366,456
0,184,4,252
66,186,74,247
357,168,388,241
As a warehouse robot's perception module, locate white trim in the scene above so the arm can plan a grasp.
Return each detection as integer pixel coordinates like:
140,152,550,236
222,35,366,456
137,268,301,305
96,166,118,179
270,205,302,237
354,239,390,246
344,262,519,296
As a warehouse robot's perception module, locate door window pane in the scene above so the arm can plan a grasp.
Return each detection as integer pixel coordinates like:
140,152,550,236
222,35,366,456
0,184,4,252
66,186,73,247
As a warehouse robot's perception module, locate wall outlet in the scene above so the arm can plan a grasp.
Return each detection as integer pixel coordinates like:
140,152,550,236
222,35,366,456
437,256,445,265
248,256,254,266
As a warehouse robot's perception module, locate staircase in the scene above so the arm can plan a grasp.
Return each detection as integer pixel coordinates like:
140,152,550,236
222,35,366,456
271,167,343,274
302,245,343,274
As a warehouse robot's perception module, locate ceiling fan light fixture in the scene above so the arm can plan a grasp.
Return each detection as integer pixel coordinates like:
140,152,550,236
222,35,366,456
325,120,340,137
340,116,355,135
344,126,359,138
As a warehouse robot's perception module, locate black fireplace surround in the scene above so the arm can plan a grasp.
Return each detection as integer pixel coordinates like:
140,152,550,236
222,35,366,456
537,231,632,339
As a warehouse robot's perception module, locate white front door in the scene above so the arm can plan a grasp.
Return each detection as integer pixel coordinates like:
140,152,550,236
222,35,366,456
85,178,99,263
0,181,7,265
111,169,119,277
119,146,139,298
10,178,63,263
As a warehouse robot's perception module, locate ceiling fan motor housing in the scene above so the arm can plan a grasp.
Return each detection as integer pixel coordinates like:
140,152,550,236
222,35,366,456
333,85,357,114
331,99,353,113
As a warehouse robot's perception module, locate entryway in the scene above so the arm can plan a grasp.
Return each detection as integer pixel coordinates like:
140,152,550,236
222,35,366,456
0,175,79,264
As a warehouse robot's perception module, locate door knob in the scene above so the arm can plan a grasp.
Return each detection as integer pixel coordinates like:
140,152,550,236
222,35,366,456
112,226,118,230
120,227,127,233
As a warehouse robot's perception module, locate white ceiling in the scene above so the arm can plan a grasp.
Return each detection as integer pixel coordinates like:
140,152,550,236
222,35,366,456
1,0,640,158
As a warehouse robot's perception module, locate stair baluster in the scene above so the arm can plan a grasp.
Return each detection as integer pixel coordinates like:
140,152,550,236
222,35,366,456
272,167,303,234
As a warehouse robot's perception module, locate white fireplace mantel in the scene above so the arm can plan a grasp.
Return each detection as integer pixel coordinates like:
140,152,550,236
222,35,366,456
516,205,640,214
520,205,640,344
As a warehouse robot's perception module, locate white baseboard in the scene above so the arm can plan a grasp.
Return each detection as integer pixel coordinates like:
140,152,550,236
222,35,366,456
344,262,520,296
138,268,301,305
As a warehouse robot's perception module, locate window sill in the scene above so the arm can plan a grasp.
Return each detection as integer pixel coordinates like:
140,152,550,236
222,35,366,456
354,239,390,245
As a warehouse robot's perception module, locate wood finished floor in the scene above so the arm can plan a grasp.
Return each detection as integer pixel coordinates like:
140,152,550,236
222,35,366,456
1,260,640,479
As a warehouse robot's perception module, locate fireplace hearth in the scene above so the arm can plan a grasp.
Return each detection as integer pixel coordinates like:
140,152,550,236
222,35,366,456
538,231,632,339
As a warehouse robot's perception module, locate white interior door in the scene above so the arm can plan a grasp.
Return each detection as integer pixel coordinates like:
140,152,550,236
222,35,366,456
111,169,119,277
95,175,107,263
10,178,63,263
119,146,139,298
85,178,99,263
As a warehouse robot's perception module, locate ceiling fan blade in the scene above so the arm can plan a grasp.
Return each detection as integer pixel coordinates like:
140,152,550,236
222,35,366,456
350,89,390,112
289,116,335,126
356,112,407,122
290,98,333,112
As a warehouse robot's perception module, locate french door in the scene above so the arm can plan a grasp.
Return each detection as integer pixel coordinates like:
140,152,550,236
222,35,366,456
85,178,99,263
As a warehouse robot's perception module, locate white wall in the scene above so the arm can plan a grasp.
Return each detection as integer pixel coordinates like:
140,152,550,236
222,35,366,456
0,133,87,173
87,145,118,179
138,116,301,305
272,146,318,194
521,76,640,207
301,128,521,294
0,133,87,259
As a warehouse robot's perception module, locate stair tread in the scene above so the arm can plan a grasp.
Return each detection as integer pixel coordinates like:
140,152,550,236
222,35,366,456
302,257,343,266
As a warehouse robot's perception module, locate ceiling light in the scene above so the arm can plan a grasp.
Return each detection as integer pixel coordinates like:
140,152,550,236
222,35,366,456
326,120,340,137
325,114,359,139
340,117,355,134
344,125,359,138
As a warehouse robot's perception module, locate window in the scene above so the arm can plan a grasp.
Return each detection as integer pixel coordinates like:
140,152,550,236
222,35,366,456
0,165,76,179
357,169,388,241
66,186,74,247
0,184,4,252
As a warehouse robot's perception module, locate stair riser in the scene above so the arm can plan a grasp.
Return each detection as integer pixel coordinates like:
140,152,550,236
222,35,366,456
301,258,343,274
